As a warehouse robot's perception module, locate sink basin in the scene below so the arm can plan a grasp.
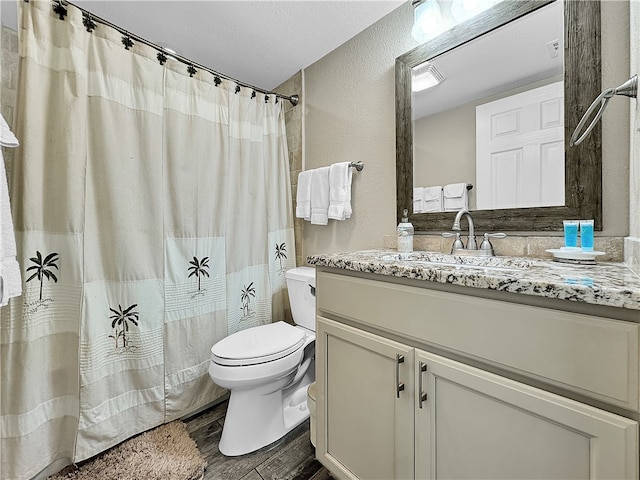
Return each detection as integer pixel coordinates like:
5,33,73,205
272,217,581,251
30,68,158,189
381,252,532,272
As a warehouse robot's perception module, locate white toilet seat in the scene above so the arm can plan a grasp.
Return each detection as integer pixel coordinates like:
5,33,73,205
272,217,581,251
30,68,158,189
211,321,306,366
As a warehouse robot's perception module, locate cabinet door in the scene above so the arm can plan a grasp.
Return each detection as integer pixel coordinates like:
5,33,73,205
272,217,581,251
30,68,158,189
415,350,638,479
316,316,415,480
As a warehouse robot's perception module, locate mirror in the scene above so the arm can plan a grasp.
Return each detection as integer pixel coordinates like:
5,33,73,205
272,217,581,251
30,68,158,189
396,0,602,232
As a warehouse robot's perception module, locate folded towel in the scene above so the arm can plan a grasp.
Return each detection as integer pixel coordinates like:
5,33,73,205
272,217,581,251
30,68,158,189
443,183,468,212
413,187,424,214
295,170,313,221
0,117,21,305
310,167,330,225
422,186,443,212
328,162,353,221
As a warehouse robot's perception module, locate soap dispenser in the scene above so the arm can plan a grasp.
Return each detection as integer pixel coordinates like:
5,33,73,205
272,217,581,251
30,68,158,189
397,208,414,253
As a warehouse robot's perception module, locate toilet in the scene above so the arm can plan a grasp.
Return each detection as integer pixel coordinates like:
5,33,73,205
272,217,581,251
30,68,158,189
209,266,316,456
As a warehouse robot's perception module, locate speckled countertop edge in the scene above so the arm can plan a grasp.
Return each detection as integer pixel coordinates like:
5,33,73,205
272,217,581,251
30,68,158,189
307,250,640,311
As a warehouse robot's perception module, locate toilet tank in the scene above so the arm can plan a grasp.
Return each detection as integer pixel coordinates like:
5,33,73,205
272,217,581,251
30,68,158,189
285,267,316,332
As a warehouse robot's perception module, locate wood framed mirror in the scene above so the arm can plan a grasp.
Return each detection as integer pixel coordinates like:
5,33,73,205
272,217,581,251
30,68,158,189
396,0,601,232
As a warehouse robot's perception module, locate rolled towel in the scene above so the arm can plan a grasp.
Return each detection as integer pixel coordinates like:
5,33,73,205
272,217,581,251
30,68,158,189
310,167,330,225
295,170,313,220
328,162,353,221
443,183,469,212
423,185,443,212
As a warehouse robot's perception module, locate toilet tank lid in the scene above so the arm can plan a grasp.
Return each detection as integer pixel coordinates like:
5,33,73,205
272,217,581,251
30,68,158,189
285,267,315,283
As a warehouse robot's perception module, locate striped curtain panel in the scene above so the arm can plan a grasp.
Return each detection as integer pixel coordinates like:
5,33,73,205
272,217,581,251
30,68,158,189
0,2,295,478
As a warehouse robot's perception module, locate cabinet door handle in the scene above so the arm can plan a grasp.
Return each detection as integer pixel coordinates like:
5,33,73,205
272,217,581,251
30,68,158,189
396,354,405,398
418,361,428,408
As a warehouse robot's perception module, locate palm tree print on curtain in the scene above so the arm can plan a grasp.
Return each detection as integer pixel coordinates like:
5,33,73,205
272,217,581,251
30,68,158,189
108,303,140,349
187,256,210,297
240,282,256,319
275,243,287,272
25,251,59,303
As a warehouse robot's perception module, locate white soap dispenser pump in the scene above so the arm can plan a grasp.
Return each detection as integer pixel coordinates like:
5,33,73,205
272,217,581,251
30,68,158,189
397,208,414,253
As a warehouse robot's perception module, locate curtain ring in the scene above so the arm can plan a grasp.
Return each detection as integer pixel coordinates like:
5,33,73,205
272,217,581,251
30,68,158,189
83,14,96,32
53,1,67,20
122,35,134,50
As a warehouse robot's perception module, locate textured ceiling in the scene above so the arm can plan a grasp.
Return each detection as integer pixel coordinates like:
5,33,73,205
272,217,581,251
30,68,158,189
1,0,405,91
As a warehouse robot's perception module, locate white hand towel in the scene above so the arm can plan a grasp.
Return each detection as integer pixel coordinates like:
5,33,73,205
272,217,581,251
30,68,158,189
443,183,469,212
295,170,313,221
0,115,21,305
423,185,443,212
0,114,18,147
413,187,424,214
328,162,353,221
310,166,330,225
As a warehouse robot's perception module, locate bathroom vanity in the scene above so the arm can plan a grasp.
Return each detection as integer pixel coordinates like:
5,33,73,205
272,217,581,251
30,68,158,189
308,250,640,479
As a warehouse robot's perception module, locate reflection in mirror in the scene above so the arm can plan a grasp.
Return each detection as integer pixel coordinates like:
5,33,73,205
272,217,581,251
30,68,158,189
396,0,602,232
412,1,564,212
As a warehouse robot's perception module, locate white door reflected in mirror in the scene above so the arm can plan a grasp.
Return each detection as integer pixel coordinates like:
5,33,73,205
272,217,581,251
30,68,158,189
475,81,564,210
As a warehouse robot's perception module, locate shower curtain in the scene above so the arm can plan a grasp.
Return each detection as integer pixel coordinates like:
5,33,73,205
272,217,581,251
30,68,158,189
0,2,296,478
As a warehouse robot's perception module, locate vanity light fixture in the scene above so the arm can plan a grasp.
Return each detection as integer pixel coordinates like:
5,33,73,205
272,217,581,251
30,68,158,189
411,0,454,43
411,0,503,43
412,61,445,91
450,0,501,23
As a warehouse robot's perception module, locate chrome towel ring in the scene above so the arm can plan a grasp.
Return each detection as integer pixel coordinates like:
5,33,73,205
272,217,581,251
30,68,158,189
569,74,637,147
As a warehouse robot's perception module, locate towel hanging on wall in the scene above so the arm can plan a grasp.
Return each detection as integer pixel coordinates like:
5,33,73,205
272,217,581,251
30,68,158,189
295,170,313,221
310,167,330,225
296,162,363,224
422,186,443,212
0,114,21,306
328,162,353,221
443,183,468,212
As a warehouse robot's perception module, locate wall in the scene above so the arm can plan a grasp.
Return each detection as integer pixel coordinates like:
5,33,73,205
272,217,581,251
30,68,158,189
304,2,416,256
274,71,305,267
303,1,631,260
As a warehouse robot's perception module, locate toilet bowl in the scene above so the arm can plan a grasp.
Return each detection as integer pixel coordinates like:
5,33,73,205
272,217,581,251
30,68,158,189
209,266,316,456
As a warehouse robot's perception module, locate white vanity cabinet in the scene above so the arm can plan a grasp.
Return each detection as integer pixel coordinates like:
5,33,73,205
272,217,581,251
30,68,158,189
317,317,415,480
315,269,639,480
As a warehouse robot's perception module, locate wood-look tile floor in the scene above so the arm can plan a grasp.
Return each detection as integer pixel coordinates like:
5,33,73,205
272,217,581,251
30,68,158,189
185,400,332,480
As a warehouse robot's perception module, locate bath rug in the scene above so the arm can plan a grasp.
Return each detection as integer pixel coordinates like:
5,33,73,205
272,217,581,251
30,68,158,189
48,421,206,480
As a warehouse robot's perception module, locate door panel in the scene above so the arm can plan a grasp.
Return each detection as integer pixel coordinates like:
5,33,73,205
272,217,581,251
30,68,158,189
317,316,415,480
476,81,564,209
415,350,638,479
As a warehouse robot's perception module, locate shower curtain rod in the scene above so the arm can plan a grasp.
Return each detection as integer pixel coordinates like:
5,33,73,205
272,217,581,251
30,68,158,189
38,0,300,106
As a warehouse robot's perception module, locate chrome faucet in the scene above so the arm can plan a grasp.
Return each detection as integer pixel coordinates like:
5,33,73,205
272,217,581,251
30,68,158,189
443,209,506,256
452,209,477,249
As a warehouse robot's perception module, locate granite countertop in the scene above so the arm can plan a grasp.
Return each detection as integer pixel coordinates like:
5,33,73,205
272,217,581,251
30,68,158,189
307,250,640,311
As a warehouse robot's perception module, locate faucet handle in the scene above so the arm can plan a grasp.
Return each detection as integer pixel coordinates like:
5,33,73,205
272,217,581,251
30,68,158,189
442,232,464,251
479,232,507,252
